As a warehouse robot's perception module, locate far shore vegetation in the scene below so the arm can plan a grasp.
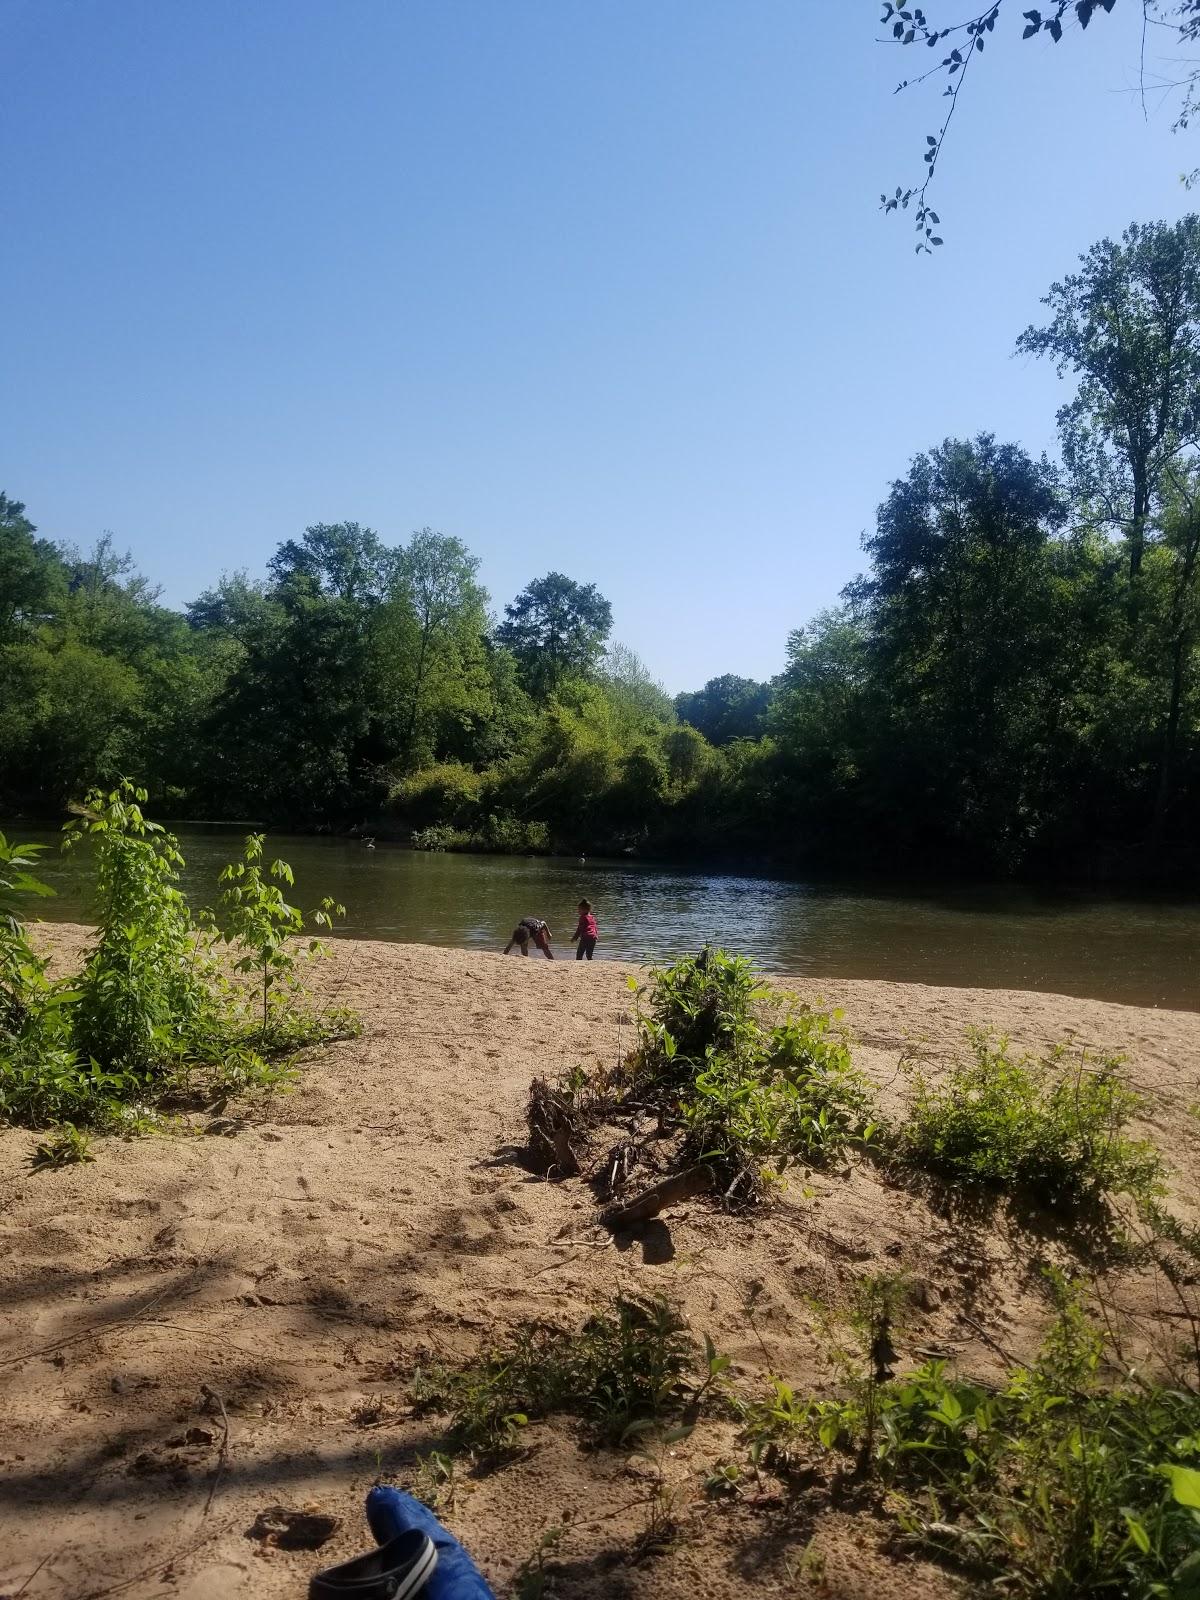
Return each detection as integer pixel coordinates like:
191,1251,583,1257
4,214,1200,885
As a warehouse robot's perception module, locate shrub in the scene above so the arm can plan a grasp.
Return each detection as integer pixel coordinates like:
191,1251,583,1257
743,1277,1200,1599
390,762,483,829
216,831,354,1052
0,783,359,1142
64,783,224,1074
0,830,88,1124
411,1294,716,1454
473,812,550,854
411,823,461,852
629,949,875,1201
899,1030,1164,1210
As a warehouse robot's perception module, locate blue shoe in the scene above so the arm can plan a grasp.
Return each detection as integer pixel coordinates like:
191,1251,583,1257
308,1528,437,1600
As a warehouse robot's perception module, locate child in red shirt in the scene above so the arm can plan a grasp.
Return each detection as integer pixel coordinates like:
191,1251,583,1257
571,900,598,961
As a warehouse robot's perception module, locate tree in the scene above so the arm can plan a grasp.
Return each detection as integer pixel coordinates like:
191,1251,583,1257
268,521,393,605
674,674,771,745
495,572,613,696
851,436,1070,861
1017,217,1200,584
387,528,489,764
1145,470,1200,834
603,643,676,728
877,3,1200,246
0,494,64,644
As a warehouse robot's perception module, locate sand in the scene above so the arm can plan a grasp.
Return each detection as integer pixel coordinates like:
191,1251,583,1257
2,929,1198,1600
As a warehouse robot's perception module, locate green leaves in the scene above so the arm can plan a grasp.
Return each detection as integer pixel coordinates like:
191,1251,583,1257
412,1295,713,1455
1,790,357,1144
1163,1463,1200,1509
898,1029,1163,1213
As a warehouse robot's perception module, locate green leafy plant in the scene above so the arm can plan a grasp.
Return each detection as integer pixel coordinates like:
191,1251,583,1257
0,830,90,1125
0,786,359,1142
628,949,875,1202
743,1276,1200,1598
29,1122,94,1170
65,782,223,1075
411,1294,715,1454
216,831,354,1050
899,1030,1164,1211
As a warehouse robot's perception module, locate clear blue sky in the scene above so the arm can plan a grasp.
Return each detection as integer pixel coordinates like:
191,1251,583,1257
2,1,1194,691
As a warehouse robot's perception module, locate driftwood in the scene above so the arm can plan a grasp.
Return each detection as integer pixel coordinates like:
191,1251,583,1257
602,1164,714,1229
526,1077,581,1177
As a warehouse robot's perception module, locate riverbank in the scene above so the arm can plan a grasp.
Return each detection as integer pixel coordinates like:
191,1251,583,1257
2,932,1199,1599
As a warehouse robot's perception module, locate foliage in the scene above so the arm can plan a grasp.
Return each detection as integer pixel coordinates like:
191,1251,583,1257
1018,217,1200,583
411,1294,711,1454
65,782,223,1075
630,949,876,1200
0,787,357,1139
898,1029,1165,1210
674,674,770,745
495,571,614,696
216,831,352,1049
29,1123,94,1170
3,210,1200,879
743,1276,1200,1599
876,3,1198,247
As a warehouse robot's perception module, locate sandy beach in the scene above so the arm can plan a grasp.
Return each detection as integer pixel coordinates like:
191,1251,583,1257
2,929,1198,1600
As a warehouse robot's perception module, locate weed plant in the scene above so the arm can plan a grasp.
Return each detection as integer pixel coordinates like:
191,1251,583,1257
740,1275,1200,1598
0,781,359,1144
628,949,875,1201
411,1294,722,1454
899,1030,1164,1211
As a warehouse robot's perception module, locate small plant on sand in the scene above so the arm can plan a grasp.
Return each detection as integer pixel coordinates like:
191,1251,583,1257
0,831,87,1126
742,1274,1200,1598
898,1030,1164,1211
411,1294,717,1455
28,1122,94,1170
627,949,876,1202
216,831,355,1052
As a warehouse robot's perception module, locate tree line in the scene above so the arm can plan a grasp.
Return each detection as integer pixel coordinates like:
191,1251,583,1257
2,215,1198,881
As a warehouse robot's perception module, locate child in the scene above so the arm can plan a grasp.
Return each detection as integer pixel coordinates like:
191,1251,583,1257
571,899,598,961
504,917,554,958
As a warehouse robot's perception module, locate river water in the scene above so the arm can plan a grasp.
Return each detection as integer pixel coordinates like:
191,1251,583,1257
5,824,1198,1010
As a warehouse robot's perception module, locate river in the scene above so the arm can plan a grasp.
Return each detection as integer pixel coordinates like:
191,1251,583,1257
5,823,1198,1010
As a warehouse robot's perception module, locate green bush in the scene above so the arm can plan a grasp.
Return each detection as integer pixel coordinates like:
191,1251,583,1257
473,812,551,854
411,1294,717,1454
0,782,359,1142
899,1030,1164,1210
65,783,224,1074
742,1278,1200,1599
216,831,353,1052
630,949,875,1201
390,762,483,829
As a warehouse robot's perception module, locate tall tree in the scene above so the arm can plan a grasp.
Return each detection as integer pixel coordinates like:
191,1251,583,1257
852,435,1069,861
388,528,489,763
675,674,771,745
0,493,63,643
268,521,393,604
1146,470,1200,835
1016,217,1200,584
495,572,613,696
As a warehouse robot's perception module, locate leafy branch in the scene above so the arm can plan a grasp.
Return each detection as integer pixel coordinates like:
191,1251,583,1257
877,0,1172,247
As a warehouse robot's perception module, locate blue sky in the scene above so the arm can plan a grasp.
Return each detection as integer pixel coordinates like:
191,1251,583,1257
2,1,1195,691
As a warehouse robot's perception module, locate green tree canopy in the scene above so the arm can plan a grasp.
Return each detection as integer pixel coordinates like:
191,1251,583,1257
1017,216,1200,582
674,674,771,745
495,571,613,696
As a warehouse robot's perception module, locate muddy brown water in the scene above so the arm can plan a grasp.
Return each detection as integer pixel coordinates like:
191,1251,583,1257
8,823,1198,1010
